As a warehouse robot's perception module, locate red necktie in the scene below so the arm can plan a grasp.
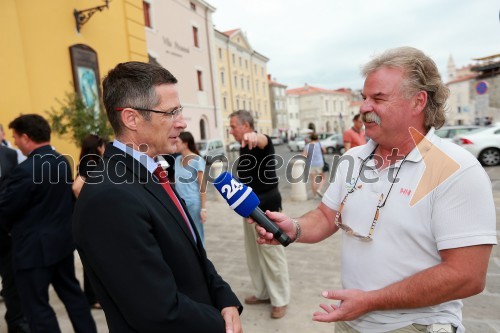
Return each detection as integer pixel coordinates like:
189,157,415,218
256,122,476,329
153,166,196,241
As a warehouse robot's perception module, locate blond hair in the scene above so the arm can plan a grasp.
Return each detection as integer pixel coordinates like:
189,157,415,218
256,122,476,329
362,47,449,130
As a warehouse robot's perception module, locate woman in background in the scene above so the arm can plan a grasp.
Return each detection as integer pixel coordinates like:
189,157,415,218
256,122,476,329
302,133,326,198
174,132,207,245
72,134,105,309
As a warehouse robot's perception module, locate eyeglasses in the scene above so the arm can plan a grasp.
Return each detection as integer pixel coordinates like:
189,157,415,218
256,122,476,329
115,106,183,119
334,150,406,241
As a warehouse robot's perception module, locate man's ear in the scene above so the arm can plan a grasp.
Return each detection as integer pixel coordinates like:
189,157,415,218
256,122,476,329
120,108,140,131
413,91,428,115
21,133,31,144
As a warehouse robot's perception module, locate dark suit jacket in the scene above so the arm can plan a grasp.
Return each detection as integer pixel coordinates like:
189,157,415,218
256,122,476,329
0,145,18,188
73,144,242,333
0,145,74,269
0,145,18,252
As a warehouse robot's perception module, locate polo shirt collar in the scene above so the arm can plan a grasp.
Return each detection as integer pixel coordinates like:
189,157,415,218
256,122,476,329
356,127,437,166
405,127,436,163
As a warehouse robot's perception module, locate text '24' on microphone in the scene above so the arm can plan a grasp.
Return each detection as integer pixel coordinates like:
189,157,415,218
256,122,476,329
213,172,292,247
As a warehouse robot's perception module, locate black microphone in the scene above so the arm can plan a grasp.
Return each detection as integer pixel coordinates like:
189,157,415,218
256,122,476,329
213,172,292,247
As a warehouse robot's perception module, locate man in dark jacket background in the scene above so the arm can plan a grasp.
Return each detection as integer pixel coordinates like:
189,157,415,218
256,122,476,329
0,114,96,333
0,142,30,333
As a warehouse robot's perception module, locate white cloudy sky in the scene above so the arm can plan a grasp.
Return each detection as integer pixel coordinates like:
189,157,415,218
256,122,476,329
208,0,499,90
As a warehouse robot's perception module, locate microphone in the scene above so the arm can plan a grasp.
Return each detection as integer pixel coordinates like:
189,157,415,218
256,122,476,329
213,172,292,247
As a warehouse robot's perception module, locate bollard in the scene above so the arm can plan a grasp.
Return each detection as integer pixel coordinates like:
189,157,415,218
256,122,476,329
290,159,308,201
210,161,224,202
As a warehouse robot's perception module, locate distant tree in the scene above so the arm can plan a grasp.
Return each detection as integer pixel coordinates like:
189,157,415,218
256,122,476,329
47,92,113,147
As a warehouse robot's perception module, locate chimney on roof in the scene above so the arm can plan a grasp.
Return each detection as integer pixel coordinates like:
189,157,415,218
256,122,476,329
304,83,309,90
267,74,271,81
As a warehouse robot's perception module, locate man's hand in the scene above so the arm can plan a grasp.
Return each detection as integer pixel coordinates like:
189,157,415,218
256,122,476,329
250,211,295,245
241,132,260,149
221,306,242,333
312,289,372,323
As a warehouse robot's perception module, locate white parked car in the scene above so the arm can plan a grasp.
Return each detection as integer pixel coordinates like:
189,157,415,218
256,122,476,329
288,136,307,152
320,134,344,154
228,141,241,151
270,136,283,146
196,139,225,163
434,125,481,141
453,124,500,166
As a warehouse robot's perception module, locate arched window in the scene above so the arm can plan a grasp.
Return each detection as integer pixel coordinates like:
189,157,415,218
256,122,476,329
199,119,207,140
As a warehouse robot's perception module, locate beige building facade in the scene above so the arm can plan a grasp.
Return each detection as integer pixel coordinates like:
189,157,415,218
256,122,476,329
446,76,477,125
268,76,288,139
286,94,301,138
144,0,222,141
446,55,477,125
286,84,351,135
214,29,272,144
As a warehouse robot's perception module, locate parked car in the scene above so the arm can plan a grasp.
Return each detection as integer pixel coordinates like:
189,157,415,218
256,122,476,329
288,136,306,152
320,134,344,154
270,136,283,146
434,125,481,140
228,141,241,152
196,139,225,163
317,132,334,140
453,124,500,166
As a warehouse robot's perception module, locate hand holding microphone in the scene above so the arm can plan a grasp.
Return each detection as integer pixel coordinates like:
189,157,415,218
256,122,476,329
214,172,292,247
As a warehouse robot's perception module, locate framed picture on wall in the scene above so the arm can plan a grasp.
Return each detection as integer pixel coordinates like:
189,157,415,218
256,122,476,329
69,44,101,113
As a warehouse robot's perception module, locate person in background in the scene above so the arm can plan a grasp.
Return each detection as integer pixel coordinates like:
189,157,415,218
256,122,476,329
73,61,242,333
72,133,106,310
0,114,96,333
0,144,30,333
174,131,207,245
0,124,26,164
72,134,105,198
229,110,290,319
255,47,496,333
302,133,326,198
343,114,366,151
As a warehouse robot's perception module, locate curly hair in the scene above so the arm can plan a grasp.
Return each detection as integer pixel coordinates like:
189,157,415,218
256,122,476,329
362,47,449,130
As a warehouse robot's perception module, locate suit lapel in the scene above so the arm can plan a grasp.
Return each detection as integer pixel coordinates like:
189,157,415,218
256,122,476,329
144,180,198,249
103,145,198,250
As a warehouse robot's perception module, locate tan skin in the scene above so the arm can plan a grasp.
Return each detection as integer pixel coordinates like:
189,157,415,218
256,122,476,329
229,116,268,150
254,67,492,324
343,117,364,151
12,131,49,157
120,84,242,333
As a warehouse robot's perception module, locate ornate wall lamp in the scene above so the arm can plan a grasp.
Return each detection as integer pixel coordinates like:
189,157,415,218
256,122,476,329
74,0,110,32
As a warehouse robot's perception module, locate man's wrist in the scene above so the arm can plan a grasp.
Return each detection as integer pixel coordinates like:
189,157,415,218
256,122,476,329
290,218,301,243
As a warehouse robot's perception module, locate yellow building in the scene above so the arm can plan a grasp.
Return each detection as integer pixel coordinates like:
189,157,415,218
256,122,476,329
0,0,148,168
214,29,272,145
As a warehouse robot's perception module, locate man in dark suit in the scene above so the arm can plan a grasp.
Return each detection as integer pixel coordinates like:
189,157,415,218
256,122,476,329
73,62,242,333
0,114,97,333
0,144,30,333
0,145,18,185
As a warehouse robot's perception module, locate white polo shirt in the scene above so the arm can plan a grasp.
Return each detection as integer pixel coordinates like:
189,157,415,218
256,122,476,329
322,128,497,333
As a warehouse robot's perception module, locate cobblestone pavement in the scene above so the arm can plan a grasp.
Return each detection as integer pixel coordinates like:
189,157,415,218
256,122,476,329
1,167,499,333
